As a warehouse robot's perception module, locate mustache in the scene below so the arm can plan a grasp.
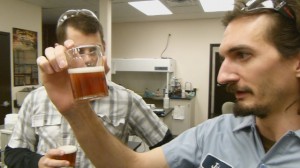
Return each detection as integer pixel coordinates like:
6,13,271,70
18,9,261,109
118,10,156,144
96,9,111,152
226,83,253,94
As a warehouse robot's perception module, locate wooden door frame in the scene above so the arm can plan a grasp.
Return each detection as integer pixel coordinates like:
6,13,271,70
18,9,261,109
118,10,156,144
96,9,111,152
0,31,12,122
208,43,220,119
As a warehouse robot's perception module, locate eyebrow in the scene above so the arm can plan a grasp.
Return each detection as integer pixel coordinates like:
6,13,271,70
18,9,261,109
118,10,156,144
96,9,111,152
220,44,253,57
227,45,251,54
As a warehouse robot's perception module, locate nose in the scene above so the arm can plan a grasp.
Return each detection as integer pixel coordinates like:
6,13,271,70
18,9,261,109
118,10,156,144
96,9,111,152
217,59,239,85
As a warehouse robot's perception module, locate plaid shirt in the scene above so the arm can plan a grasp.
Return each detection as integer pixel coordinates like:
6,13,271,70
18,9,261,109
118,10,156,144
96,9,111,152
8,81,168,168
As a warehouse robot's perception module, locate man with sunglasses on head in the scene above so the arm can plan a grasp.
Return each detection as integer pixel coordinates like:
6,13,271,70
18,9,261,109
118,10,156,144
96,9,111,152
37,0,300,167
4,9,173,168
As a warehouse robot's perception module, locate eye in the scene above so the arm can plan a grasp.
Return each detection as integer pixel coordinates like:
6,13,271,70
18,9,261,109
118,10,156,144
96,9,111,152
235,51,251,61
79,49,96,56
88,50,98,57
218,55,225,64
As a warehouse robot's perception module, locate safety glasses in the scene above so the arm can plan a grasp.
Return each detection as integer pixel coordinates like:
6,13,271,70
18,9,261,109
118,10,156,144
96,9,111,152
57,9,98,28
70,45,103,57
241,0,295,20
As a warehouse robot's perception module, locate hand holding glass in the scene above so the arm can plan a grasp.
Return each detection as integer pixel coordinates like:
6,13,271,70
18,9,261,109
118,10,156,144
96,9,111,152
66,45,109,101
54,145,77,167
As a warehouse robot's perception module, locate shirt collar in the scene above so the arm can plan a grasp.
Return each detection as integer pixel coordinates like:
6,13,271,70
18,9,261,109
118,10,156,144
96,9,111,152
233,115,256,132
232,115,300,139
294,129,300,138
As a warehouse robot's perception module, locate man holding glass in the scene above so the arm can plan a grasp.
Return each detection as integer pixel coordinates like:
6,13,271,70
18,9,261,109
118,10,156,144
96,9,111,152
4,9,173,168
34,0,300,167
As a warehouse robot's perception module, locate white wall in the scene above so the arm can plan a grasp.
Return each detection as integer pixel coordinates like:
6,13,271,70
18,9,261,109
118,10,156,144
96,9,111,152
0,0,42,113
112,19,225,124
0,1,224,122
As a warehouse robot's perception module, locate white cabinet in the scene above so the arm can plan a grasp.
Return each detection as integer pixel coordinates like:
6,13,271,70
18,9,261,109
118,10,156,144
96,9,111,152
1,129,12,167
164,98,195,135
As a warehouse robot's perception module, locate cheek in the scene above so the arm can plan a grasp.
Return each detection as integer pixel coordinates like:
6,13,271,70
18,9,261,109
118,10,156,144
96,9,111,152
242,62,282,97
255,68,297,101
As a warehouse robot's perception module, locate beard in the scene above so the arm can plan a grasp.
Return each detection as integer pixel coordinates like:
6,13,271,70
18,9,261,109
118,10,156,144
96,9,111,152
226,83,271,119
233,102,270,118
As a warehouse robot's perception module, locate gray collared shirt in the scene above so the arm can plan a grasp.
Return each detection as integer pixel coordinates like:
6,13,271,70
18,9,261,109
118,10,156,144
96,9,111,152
163,114,300,168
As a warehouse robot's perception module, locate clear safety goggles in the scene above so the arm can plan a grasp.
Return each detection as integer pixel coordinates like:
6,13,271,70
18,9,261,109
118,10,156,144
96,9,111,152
241,0,295,20
57,9,98,28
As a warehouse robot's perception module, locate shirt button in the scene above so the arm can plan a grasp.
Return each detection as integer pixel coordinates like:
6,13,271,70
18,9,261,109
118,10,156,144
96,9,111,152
260,164,267,168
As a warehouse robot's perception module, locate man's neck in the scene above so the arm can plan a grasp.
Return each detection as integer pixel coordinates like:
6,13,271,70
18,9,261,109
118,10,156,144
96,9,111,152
257,129,275,152
256,110,300,142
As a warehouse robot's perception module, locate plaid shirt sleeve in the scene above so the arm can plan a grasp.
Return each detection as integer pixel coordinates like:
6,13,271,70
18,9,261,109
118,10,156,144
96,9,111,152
127,92,168,146
8,89,39,151
93,82,169,147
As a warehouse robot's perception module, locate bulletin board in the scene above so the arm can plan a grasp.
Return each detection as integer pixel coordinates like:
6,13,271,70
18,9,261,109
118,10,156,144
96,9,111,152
13,28,39,86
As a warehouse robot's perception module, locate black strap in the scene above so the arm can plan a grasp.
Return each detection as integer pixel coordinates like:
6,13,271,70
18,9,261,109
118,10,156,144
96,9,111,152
149,129,174,150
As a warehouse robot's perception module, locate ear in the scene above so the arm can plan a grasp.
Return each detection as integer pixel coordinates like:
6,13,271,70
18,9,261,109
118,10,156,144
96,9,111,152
296,54,300,77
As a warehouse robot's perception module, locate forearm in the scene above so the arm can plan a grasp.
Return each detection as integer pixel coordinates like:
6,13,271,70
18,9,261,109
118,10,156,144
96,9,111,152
64,102,168,168
4,146,42,168
64,102,137,168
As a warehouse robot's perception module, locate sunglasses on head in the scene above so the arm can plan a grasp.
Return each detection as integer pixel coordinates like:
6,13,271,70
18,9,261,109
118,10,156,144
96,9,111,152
241,0,295,20
57,9,98,28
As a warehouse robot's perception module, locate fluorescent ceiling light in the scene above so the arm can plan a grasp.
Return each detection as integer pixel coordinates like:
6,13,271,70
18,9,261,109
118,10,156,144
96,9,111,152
200,0,234,12
128,0,172,16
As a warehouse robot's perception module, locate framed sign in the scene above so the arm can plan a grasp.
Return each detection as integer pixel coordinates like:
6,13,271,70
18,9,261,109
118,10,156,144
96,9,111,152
13,28,38,86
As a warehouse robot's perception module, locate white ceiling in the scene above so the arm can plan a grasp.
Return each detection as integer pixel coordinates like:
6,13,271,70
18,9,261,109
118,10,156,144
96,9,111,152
19,0,226,24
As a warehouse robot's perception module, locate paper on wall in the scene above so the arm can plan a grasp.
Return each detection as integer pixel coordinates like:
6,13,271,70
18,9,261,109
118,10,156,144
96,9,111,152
173,105,185,120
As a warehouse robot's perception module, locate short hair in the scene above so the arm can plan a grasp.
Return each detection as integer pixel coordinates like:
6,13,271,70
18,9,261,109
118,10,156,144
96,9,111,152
56,10,105,45
222,0,300,59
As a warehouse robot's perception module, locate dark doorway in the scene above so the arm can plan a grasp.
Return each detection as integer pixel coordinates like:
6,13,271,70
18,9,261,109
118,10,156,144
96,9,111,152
208,44,235,118
42,24,57,53
0,32,12,124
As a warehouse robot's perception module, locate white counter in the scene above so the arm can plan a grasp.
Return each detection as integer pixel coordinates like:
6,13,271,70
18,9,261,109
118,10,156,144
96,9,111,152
0,126,13,167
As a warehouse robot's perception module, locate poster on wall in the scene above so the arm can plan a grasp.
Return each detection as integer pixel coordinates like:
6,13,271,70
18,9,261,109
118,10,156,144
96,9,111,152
13,28,38,86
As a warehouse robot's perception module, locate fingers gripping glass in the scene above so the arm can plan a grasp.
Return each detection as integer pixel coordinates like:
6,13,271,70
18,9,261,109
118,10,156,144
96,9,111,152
57,9,98,28
241,0,295,20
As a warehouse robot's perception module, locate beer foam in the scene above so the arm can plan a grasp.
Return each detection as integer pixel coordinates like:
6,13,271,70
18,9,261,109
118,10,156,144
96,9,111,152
68,66,104,74
58,145,77,154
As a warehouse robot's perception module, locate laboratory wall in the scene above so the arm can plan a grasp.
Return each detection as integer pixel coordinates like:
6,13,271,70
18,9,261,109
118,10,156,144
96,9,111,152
0,0,42,113
112,19,225,124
